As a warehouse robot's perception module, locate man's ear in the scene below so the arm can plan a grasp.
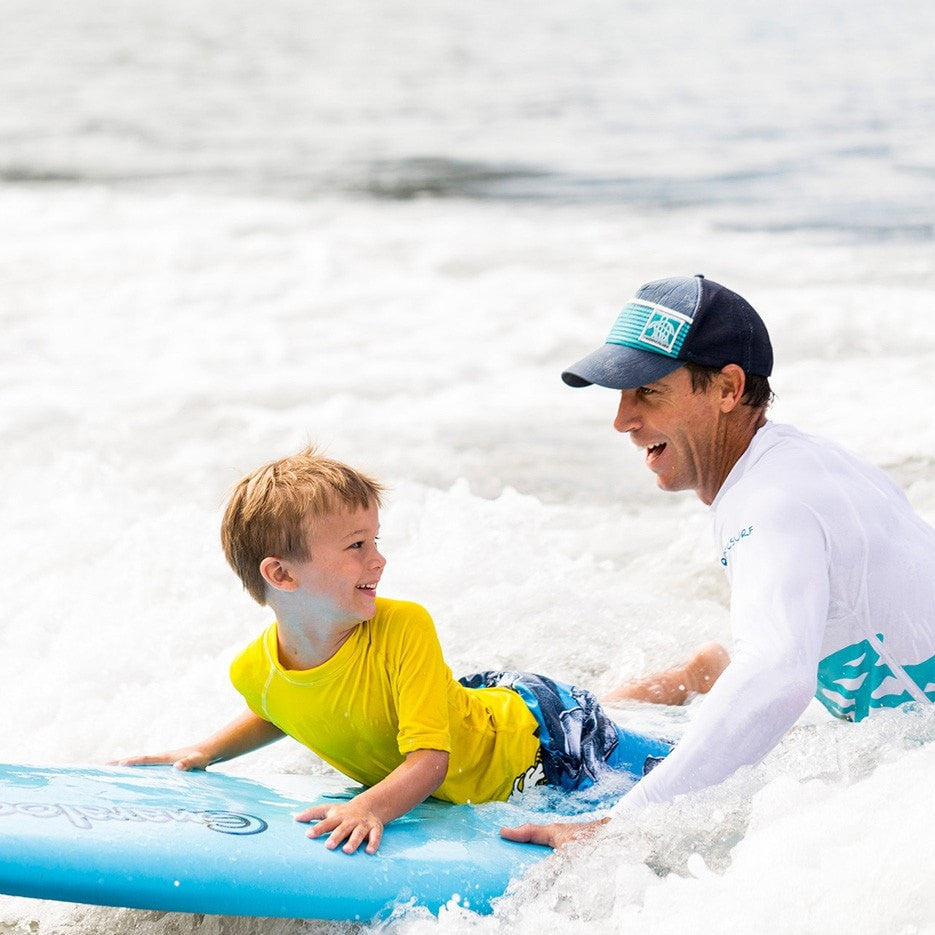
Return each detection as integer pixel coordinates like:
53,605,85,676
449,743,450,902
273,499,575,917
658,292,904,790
259,557,299,593
718,364,747,413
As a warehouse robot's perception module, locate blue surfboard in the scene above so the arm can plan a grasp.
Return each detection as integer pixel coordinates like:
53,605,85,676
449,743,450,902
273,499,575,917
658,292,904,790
0,763,551,921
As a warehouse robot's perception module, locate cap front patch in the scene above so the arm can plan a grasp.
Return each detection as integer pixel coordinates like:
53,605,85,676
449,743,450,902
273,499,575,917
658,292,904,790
606,301,692,359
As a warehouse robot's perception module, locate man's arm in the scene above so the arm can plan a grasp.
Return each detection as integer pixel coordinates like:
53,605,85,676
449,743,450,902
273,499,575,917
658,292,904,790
635,494,831,806
505,496,829,845
616,495,828,818
500,645,816,847
602,641,730,705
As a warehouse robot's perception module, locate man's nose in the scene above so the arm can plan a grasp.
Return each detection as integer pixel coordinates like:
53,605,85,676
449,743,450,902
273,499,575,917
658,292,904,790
613,392,640,434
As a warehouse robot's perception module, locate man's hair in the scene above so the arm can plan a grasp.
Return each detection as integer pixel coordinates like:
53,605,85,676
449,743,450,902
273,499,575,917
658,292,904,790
684,362,774,410
221,447,385,605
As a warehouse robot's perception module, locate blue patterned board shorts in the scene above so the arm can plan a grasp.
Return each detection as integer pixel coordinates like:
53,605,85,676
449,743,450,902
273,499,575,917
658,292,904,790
458,670,673,792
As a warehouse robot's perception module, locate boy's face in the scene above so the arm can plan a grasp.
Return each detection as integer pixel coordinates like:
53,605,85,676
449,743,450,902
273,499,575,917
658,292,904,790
289,503,385,627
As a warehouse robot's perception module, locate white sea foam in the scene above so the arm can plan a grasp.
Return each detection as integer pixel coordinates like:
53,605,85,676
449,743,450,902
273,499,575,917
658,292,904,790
1,0,934,932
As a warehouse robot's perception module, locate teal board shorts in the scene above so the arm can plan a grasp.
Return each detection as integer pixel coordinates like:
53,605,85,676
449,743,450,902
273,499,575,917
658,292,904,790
458,670,673,791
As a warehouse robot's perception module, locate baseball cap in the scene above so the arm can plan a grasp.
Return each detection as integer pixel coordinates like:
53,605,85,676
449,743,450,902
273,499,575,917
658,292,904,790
561,274,773,390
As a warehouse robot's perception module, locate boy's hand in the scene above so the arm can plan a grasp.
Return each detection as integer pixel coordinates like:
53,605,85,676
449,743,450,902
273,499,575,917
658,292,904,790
110,711,283,774
293,749,447,856
296,801,385,855
109,749,212,771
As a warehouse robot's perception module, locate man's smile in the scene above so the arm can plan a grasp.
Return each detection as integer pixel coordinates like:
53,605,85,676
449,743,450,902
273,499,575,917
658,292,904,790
645,442,667,466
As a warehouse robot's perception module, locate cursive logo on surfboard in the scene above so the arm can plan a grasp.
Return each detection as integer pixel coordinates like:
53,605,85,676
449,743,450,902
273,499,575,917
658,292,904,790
0,800,268,835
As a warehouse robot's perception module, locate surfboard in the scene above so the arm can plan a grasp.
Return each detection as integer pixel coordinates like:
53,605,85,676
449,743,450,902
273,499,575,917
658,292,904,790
0,762,551,921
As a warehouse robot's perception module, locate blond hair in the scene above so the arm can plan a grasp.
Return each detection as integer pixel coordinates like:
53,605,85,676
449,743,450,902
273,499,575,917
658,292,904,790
221,447,385,605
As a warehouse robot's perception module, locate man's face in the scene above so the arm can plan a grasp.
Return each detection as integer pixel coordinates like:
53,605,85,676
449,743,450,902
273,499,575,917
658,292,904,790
612,366,730,504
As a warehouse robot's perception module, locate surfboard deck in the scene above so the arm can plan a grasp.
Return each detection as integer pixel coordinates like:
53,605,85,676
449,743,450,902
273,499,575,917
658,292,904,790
0,762,550,921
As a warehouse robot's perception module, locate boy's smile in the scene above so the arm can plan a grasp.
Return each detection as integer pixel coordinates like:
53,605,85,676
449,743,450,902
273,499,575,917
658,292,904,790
288,504,386,627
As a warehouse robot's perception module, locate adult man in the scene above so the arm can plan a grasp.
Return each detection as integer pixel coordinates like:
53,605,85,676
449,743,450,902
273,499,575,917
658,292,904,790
502,274,935,847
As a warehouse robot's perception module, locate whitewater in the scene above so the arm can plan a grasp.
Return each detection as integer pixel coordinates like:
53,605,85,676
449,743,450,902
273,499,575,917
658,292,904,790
1,0,934,932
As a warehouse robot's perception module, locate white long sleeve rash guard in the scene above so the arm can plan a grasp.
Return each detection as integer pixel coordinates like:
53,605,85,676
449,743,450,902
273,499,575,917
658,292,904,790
612,421,935,820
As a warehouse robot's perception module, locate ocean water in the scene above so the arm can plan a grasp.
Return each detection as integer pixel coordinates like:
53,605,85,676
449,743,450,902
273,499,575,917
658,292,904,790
1,0,934,933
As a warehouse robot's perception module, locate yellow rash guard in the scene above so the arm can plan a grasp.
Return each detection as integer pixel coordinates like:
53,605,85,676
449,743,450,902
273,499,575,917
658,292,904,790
229,598,541,803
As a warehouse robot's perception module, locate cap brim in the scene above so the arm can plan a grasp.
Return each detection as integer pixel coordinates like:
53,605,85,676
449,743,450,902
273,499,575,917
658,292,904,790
561,343,682,390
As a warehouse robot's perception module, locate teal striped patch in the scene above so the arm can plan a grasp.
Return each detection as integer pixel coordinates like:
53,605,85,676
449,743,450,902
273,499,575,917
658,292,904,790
817,637,935,721
606,301,693,359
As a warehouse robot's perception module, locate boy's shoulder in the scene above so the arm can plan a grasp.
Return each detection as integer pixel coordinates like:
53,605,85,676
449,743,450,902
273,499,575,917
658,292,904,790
373,597,433,626
229,621,277,686
366,598,439,653
366,598,445,668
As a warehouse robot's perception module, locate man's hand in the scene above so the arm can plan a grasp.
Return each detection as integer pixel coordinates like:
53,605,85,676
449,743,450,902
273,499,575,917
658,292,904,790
296,801,385,855
500,817,610,849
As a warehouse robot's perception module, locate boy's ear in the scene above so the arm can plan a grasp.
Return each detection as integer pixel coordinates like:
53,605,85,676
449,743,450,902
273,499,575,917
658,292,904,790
259,557,299,593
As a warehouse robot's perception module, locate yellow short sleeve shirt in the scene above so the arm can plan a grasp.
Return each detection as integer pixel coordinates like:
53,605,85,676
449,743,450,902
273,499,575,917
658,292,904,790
229,598,541,804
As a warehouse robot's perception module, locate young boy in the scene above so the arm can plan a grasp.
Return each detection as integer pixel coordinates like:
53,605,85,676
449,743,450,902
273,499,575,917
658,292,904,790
118,448,727,856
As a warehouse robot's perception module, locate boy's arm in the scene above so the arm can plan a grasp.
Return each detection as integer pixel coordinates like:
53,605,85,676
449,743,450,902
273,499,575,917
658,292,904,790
113,708,284,771
295,748,449,855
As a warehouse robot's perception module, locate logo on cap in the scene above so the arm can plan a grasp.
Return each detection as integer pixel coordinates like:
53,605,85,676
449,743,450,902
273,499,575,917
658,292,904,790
639,311,685,354
606,301,693,360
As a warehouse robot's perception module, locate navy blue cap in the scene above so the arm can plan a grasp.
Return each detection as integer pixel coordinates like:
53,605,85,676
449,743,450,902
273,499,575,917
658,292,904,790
562,275,773,390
